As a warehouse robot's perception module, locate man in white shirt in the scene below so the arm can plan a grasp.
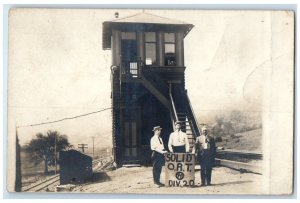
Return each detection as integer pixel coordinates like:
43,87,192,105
168,121,190,153
150,126,167,187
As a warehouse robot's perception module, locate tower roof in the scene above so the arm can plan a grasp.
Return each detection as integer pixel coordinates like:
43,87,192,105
110,12,190,25
102,12,194,50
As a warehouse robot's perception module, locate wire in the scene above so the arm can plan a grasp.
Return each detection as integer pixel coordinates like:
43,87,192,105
17,107,112,129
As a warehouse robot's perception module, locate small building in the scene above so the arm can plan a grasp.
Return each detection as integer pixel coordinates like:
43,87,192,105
102,12,201,166
59,150,92,185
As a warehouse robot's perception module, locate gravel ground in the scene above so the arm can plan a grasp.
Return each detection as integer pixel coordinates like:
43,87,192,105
70,166,266,195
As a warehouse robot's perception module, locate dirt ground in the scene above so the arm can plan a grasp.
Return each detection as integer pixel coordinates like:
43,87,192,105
70,166,265,195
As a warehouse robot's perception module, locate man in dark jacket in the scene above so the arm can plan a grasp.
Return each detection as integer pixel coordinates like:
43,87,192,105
194,126,216,186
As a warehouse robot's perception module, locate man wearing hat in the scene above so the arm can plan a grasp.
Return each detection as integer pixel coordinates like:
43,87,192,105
168,121,190,153
194,126,215,186
150,126,167,187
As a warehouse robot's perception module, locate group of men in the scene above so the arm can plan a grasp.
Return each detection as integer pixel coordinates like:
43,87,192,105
150,121,216,188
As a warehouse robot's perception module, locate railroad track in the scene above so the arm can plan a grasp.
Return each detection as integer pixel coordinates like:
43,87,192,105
215,150,263,174
216,149,262,161
22,174,60,192
22,157,112,192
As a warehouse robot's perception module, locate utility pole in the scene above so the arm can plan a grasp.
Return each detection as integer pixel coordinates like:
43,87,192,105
55,134,57,175
78,144,88,153
92,137,94,159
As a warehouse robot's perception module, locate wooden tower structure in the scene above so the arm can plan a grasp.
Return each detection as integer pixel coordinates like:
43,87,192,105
102,12,201,166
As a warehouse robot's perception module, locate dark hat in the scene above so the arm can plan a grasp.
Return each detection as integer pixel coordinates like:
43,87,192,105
152,126,162,131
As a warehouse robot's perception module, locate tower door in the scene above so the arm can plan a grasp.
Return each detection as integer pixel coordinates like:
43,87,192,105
122,108,140,164
121,32,138,76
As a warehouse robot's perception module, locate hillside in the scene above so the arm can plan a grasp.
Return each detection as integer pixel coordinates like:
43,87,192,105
198,110,262,152
216,128,262,152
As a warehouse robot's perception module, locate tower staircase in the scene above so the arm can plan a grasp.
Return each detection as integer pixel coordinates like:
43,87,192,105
170,91,201,152
116,60,201,152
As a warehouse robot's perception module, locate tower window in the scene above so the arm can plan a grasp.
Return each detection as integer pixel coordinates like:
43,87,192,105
121,32,136,40
145,32,157,65
164,33,176,66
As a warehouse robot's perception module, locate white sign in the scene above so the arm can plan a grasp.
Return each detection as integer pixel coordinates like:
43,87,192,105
165,153,195,187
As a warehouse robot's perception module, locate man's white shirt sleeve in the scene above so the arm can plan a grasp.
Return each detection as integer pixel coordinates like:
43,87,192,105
151,136,165,154
168,133,174,152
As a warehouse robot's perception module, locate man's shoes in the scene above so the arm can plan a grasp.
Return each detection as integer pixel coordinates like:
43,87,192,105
158,183,165,187
200,183,206,187
154,182,164,187
154,183,161,188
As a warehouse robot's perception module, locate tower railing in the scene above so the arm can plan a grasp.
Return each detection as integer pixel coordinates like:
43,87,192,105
185,91,201,137
120,60,139,78
120,58,169,96
169,92,178,131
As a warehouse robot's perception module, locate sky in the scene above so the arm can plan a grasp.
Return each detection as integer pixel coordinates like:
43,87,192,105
7,9,290,147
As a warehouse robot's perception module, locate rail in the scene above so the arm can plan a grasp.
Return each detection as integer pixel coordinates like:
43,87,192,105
185,91,201,137
187,115,198,141
215,150,263,174
120,57,144,78
216,149,263,160
22,157,112,192
120,61,139,77
169,93,178,130
120,58,169,98
22,174,60,192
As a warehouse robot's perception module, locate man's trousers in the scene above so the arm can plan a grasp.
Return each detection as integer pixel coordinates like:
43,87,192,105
152,152,165,184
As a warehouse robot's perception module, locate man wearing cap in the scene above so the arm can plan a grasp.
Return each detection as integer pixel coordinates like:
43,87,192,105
150,126,167,187
194,126,215,186
168,121,190,153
